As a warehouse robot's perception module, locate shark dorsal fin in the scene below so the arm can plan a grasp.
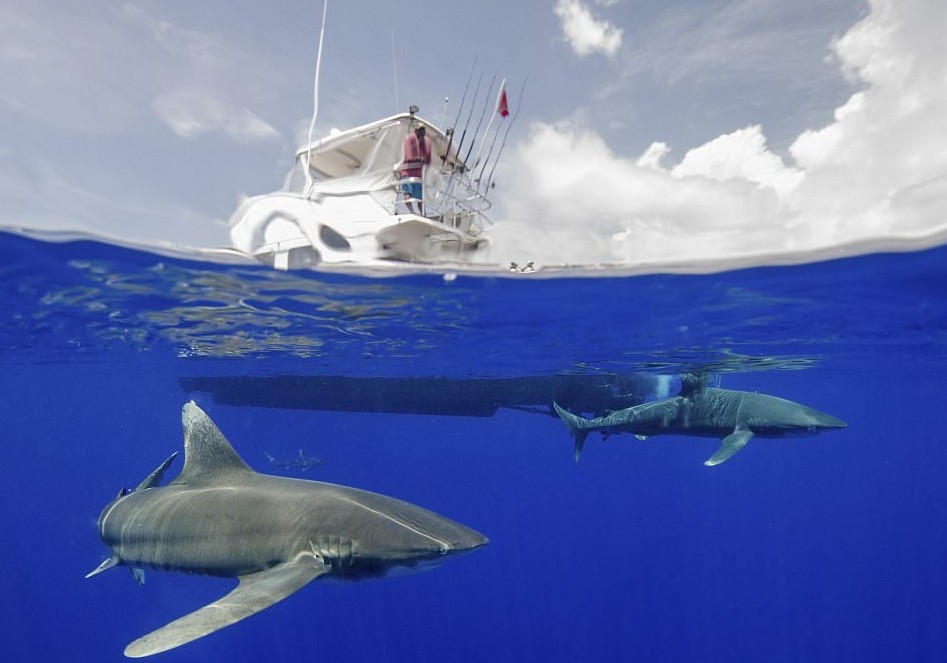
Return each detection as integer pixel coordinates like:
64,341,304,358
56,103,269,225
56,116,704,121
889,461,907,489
171,402,253,486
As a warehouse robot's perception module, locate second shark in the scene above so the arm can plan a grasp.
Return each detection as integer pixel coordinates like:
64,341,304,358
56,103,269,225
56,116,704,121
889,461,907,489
554,374,846,465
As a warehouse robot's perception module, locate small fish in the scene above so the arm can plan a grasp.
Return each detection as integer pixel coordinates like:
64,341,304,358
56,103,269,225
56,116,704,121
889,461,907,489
265,448,321,472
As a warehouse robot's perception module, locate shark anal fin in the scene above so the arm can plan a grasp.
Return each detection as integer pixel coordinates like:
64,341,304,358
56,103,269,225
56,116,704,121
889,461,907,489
704,429,755,467
124,553,330,658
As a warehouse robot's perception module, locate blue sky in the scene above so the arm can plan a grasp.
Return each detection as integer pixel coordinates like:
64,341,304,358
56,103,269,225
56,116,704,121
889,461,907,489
2,0,946,270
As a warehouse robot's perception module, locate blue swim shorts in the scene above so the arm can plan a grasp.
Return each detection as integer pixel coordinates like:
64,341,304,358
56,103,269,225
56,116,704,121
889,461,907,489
401,180,422,202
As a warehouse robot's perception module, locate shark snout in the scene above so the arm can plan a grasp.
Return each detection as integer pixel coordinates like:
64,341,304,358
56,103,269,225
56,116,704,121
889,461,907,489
810,413,847,429
455,528,489,552
431,522,489,554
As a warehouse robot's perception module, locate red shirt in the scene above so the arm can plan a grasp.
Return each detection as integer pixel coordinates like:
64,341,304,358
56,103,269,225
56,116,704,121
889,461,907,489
401,133,432,178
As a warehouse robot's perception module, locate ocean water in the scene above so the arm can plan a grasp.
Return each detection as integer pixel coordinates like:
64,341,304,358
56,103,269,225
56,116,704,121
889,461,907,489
1,230,946,662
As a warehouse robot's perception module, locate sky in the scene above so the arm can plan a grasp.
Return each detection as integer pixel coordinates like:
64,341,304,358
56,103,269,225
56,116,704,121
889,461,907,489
1,0,946,272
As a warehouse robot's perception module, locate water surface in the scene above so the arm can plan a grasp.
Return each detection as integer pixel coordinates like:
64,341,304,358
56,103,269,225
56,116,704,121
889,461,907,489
1,232,945,662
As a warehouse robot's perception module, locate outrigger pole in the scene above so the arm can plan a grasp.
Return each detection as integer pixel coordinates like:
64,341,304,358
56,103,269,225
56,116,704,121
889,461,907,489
304,0,330,193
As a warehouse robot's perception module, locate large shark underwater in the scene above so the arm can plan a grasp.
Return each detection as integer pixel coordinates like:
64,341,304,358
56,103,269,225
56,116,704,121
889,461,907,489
554,374,846,465
87,402,487,657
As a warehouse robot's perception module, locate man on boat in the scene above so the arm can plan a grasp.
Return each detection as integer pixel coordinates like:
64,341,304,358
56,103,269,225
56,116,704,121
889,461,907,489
400,121,432,215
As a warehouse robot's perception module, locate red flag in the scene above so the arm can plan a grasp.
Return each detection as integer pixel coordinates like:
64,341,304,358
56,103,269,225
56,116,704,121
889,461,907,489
497,87,510,117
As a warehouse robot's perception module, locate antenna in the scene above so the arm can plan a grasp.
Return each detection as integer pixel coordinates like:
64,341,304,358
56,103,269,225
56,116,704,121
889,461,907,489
390,29,400,114
304,0,329,191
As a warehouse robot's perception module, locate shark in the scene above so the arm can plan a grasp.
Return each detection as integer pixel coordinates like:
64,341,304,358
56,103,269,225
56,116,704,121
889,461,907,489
554,374,846,466
86,402,488,658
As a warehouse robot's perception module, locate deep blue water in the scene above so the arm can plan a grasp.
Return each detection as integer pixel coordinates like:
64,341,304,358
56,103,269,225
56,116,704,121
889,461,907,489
2,231,947,662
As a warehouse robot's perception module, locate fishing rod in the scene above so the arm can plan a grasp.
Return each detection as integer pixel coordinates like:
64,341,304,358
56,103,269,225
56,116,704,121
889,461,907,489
463,72,497,167
435,60,482,219
482,76,528,195
474,78,508,185
451,69,484,173
442,57,478,170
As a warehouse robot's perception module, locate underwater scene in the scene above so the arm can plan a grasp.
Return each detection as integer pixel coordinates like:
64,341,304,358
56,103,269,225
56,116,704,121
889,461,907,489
2,231,946,662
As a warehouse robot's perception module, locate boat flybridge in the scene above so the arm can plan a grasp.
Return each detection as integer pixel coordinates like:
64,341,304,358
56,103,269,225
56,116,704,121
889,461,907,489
229,111,493,270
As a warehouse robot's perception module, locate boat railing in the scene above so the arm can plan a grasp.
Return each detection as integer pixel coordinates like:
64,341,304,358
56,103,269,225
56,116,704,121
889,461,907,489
283,145,492,237
393,169,493,235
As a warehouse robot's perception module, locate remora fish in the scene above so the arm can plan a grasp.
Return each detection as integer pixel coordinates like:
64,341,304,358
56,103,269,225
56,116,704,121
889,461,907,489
87,402,488,658
554,374,846,465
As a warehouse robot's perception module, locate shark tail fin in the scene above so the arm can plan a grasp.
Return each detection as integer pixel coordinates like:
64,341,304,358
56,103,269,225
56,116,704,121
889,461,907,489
553,402,592,462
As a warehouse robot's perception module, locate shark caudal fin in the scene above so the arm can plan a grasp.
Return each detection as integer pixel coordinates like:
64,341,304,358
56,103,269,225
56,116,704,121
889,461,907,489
553,402,592,462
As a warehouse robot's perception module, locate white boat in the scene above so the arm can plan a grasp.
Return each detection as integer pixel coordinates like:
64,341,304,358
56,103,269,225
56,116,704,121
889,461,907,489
228,112,493,270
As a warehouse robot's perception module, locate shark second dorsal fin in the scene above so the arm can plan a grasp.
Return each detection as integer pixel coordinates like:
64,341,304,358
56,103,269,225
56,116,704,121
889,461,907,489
171,402,253,486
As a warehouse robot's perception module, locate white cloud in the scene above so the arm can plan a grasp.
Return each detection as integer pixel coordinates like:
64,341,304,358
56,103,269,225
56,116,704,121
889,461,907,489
119,6,282,143
488,0,947,271
554,0,623,57
635,142,670,170
788,0,947,237
153,89,279,142
672,126,803,199
490,122,789,266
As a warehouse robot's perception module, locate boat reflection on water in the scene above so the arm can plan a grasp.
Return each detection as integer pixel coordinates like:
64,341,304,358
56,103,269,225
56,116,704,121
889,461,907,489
180,373,668,418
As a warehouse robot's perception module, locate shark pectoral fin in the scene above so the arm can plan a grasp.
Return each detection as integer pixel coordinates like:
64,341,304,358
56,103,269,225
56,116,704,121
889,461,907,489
124,554,330,658
704,429,755,467
85,554,121,579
